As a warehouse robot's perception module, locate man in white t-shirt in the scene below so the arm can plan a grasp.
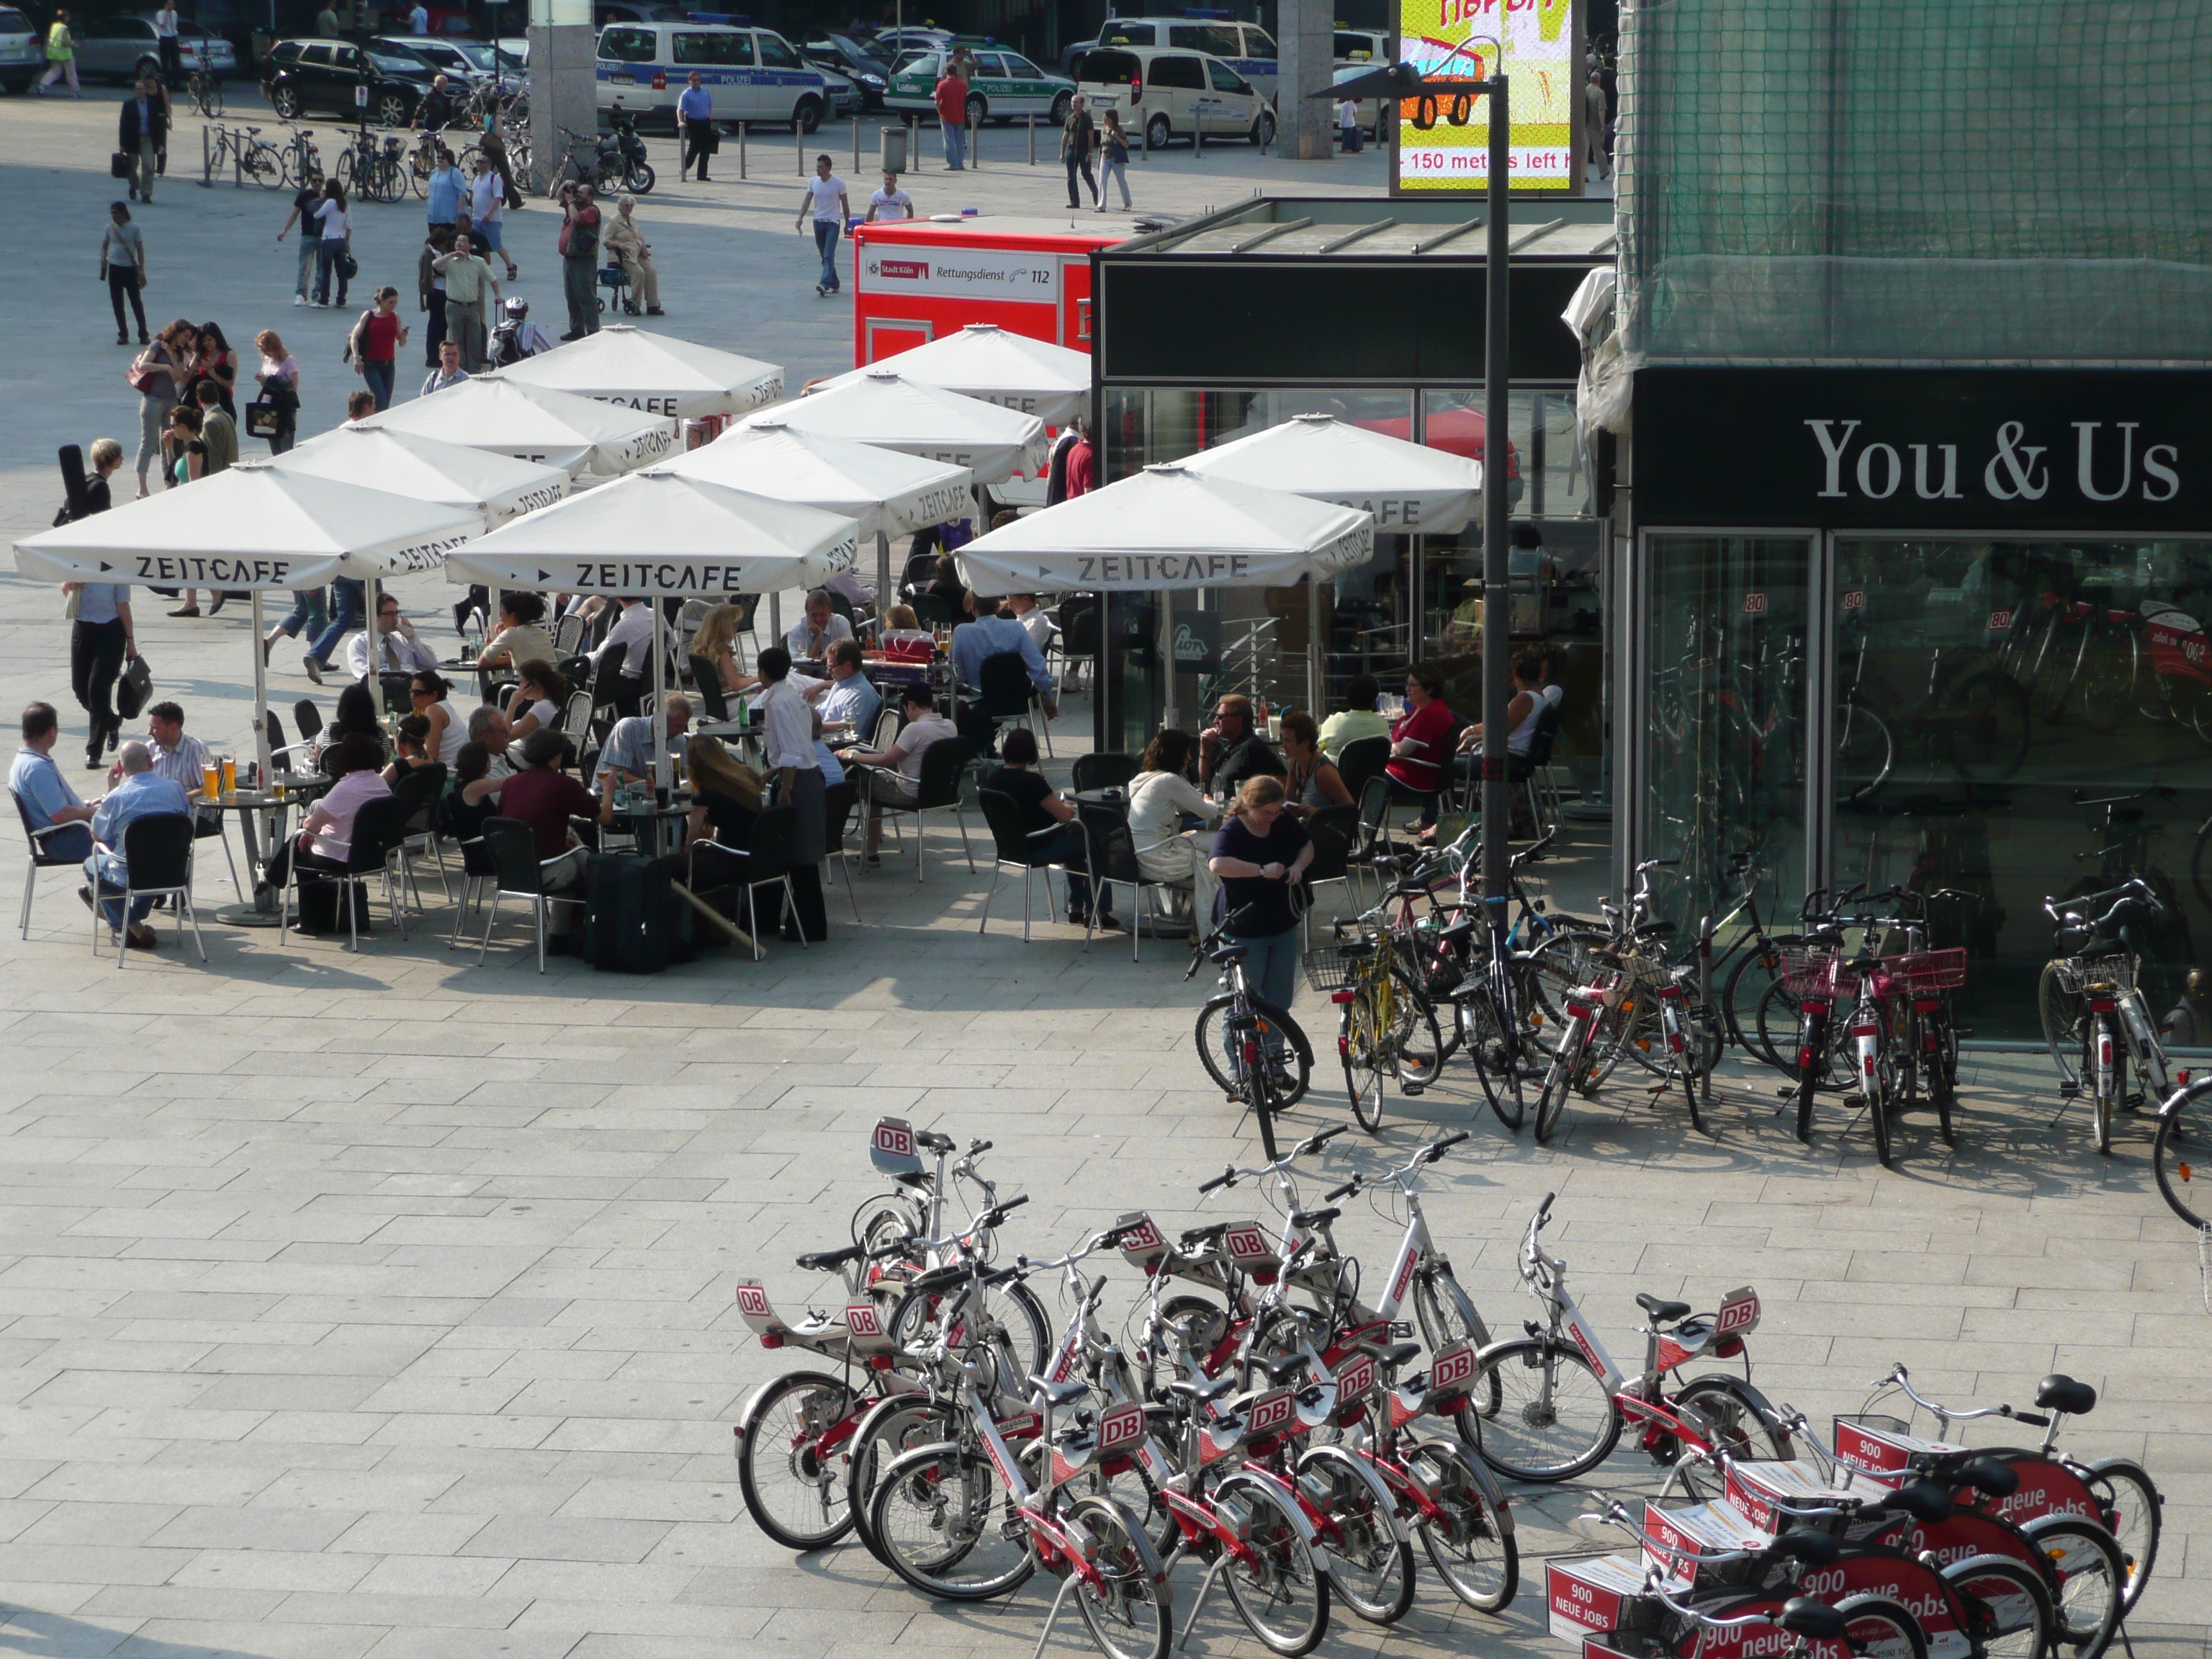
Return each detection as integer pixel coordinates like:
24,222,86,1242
847,683,958,859
865,171,913,222
793,155,851,296
408,1,428,32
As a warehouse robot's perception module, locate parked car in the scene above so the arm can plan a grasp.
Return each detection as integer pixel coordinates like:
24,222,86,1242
1076,43,1271,148
1079,15,1275,94
595,20,837,131
260,36,435,124
884,45,1074,125
803,30,889,108
866,24,952,62
76,12,238,83
0,5,42,93
594,1,686,25
369,32,508,88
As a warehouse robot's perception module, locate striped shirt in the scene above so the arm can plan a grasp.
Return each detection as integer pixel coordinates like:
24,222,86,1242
150,732,217,822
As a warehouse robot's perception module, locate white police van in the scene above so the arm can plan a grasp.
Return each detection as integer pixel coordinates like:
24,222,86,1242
596,21,837,131
1087,12,1275,96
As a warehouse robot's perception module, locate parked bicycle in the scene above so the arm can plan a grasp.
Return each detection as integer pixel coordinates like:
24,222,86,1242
206,122,284,186
2038,879,2175,1154
184,63,222,117
1189,906,1313,1153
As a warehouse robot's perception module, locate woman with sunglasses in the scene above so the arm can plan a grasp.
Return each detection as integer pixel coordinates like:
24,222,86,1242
409,670,465,765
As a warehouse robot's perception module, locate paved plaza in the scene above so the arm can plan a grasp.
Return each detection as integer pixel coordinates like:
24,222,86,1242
0,81,2203,1659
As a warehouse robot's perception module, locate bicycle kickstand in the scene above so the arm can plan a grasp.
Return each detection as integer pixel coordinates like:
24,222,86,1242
1176,1554,1232,1652
1030,1567,1083,1659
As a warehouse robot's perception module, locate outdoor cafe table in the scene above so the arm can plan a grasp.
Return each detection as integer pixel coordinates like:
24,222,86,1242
609,795,691,859
206,773,333,928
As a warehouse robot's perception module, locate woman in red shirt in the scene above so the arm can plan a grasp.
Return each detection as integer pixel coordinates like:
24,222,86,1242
348,285,410,413
1385,667,1453,831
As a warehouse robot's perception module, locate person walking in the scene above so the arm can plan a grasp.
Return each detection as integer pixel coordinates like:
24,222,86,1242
128,320,189,497
433,232,498,368
864,170,912,222
408,0,428,32
1096,109,1131,210
64,575,138,770
311,179,353,308
345,284,408,410
478,107,519,214
1584,69,1612,181
420,337,469,396
153,1,181,82
467,153,516,280
415,71,459,135
932,57,969,169
557,181,602,339
675,70,714,180
603,194,662,315
277,169,324,305
424,145,465,231
314,1,338,34
795,156,850,297
253,328,301,455
99,203,149,346
194,381,236,473
118,74,166,203
35,6,78,95
1059,92,1096,209
418,224,451,364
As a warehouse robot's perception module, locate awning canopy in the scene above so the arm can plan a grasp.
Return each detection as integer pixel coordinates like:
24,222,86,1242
954,463,1373,595
359,377,680,475
491,325,785,420
655,421,974,540
811,324,1089,426
763,367,1047,485
1175,411,1483,534
271,425,570,530
444,470,859,597
13,460,480,590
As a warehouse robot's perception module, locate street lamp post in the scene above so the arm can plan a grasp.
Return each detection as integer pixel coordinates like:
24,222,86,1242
1475,75,1513,936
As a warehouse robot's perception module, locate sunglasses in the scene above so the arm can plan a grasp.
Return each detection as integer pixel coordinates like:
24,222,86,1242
410,686,433,698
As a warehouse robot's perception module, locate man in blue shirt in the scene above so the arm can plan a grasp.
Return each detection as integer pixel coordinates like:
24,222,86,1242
599,692,691,785
677,71,714,181
425,149,467,230
10,702,98,866
85,740,191,948
951,590,1056,716
817,639,881,737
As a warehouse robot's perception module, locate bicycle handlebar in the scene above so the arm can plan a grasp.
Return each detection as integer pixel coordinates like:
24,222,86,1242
1874,1363,2049,1427
1316,1132,1466,1208
1198,1125,1345,1195
1184,903,1259,979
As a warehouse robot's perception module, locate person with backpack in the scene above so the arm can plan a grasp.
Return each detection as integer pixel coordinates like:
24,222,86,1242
557,181,601,340
343,286,409,411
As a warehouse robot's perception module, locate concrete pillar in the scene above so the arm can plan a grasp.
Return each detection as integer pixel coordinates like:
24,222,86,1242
1276,0,1333,159
527,0,595,196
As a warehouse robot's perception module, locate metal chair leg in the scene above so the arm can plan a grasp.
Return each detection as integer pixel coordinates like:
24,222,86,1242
21,857,35,940
534,893,547,974
477,888,502,963
979,859,999,935
784,876,807,948
217,824,242,896
181,891,207,962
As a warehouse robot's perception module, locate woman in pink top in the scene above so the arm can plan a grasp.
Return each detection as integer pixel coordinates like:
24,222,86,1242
1385,666,1453,832
259,734,391,895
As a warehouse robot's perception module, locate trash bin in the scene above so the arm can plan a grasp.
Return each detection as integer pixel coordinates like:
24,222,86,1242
879,123,908,174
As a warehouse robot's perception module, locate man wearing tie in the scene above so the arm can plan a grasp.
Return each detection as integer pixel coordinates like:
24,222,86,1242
345,593,440,678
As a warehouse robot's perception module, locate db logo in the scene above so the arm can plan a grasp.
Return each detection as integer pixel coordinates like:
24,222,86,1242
1841,588,1866,611
845,1303,881,1337
1224,1224,1272,1262
1245,1390,1295,1434
1098,1401,1146,1452
1334,1356,1375,1401
1118,1215,1164,1251
1430,1341,1477,1391
735,1285,770,1316
1743,591,1768,614
873,1120,914,1158
1714,1287,1761,1335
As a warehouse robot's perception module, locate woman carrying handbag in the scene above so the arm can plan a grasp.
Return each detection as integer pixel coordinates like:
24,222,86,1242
99,202,148,346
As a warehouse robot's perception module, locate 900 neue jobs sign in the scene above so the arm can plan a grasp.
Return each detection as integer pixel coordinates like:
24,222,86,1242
1390,0,1582,194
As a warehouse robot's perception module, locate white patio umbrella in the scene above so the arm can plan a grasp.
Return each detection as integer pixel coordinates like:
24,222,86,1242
446,471,860,790
655,419,974,609
493,325,785,420
1175,412,1483,534
271,425,571,530
953,464,1372,726
811,324,1090,426
14,462,482,923
360,377,681,476
763,367,1048,485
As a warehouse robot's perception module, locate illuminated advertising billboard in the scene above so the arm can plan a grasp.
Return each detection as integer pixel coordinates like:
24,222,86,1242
1390,0,1582,194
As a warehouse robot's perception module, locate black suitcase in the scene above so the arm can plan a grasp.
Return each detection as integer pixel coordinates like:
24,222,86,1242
586,852,694,973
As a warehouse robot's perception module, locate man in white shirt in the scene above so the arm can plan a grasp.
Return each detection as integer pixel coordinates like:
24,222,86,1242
1005,593,1053,650
784,588,854,660
468,155,518,280
865,171,913,222
847,683,958,860
345,592,441,678
408,1,428,32
588,595,655,712
794,155,851,297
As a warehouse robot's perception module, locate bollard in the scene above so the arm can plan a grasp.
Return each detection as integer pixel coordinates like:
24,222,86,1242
1140,114,1149,161
853,112,860,171
1696,912,1717,1114
738,120,747,179
1193,104,1203,158
233,128,243,187
199,123,211,186
1027,109,1035,164
796,120,806,174
968,112,978,168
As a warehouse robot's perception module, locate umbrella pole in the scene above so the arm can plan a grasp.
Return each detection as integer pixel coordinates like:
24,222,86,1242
652,599,669,793
1159,589,1177,730
1306,577,1321,717
251,590,271,783
876,530,890,639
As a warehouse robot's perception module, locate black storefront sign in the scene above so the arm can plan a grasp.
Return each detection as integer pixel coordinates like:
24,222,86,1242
1635,367,2212,531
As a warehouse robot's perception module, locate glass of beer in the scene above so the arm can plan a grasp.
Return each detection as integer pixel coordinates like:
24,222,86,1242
220,757,237,795
202,763,221,799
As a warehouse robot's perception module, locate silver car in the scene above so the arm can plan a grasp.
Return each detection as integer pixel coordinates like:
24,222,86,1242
0,6,42,94
75,12,238,83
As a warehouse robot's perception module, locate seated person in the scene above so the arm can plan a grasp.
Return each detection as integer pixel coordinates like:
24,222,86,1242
951,590,1056,719
266,735,391,894
690,602,750,694
1316,673,1392,760
884,603,920,631
987,728,1108,927
783,587,855,660
817,638,881,735
505,660,570,742
346,593,441,678
497,728,608,916
444,740,503,843
1453,650,1544,766
845,683,959,863
477,590,555,672
1198,693,1284,799
1005,592,1054,650
1387,666,1454,830
12,701,98,864
412,670,466,764
381,714,439,783
84,740,192,950
467,705,515,777
925,550,968,616
684,732,763,848
599,692,691,786
1125,727,1223,938
317,683,389,775
1279,712,1352,816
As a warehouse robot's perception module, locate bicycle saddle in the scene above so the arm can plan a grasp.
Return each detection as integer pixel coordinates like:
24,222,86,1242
1028,1374,1089,1407
1165,1373,1237,1404
915,1128,955,1153
1254,1351,1310,1386
1635,1292,1694,1323
2036,1373,2098,1416
1440,914,1481,944
902,1263,970,1295
1289,1206,1340,1230
1634,920,1677,939
1779,1599,1847,1642
1353,1339,1424,1370
795,1245,866,1272
1181,1221,1231,1246
1807,927,1845,947
1213,945,1249,965
1764,1530,1840,1568
1874,1480,1954,1524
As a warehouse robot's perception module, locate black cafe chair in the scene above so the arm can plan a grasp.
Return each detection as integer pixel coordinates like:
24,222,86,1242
13,788,87,940
89,811,206,968
1070,751,1138,794
976,787,1073,943
690,655,731,721
1334,734,1391,798
822,779,862,922
281,791,413,952
472,817,588,974
862,737,974,884
976,650,1051,758
1299,803,1359,945
688,804,804,962
1075,799,1175,963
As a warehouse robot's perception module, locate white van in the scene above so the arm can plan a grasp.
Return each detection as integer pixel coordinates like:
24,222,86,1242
595,22,837,130
1077,44,1272,150
1085,15,1276,94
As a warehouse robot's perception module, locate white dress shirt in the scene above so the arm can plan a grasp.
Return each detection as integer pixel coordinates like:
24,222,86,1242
345,626,441,678
757,678,818,772
590,601,656,673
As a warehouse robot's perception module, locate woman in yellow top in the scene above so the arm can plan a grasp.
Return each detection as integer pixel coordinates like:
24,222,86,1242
37,7,78,95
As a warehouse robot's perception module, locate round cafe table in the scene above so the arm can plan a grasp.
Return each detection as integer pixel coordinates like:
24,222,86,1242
206,773,333,928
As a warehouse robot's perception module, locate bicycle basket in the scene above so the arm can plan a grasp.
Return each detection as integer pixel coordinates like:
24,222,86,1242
2054,953,2136,997
1303,945,1373,994
1887,947,1969,996
1777,949,1856,999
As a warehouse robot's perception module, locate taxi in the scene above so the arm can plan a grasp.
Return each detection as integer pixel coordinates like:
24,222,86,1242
884,45,1075,125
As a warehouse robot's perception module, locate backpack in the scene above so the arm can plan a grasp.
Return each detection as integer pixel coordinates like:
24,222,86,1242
341,308,374,364
585,850,694,972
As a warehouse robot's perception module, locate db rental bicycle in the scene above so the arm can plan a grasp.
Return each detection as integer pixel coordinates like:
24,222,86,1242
2038,881,2174,1154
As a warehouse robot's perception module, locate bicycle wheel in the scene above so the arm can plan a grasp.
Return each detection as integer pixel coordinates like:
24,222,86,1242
1463,1336,1621,1483
1403,1440,1516,1611
1925,1010,1959,1146
1532,1046,1576,1145
1340,995,1386,1133
2152,1078,2210,1227
1297,1445,1411,1624
2038,958,2087,1090
1195,994,1310,1107
1215,1470,1330,1656
241,143,282,186
1066,1493,1172,1659
1725,939,1802,1071
1833,1596,1930,1659
886,1274,1049,1403
1836,697,1894,804
2021,1515,2124,1659
1412,1262,1491,1355
1457,990,1524,1130
845,1393,961,1563
1867,1043,1896,1168
1670,1374,1792,1499
734,1370,862,1551
1522,930,1609,1053
868,1437,1035,1600
1943,1555,2053,1659
2077,1455,2161,1612
1388,967,1444,1096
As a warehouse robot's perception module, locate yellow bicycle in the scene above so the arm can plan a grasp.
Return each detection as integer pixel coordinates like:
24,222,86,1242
1307,921,1442,1133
